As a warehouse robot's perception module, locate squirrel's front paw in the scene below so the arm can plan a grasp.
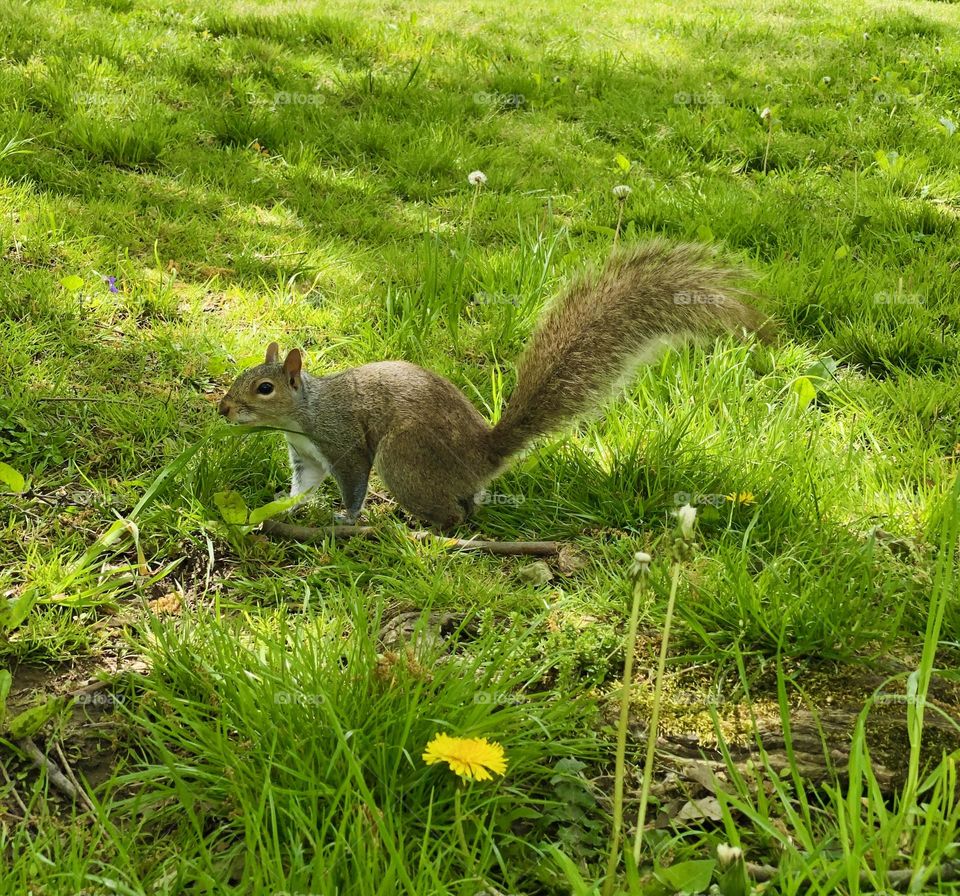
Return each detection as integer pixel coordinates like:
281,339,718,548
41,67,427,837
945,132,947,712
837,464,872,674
333,510,359,525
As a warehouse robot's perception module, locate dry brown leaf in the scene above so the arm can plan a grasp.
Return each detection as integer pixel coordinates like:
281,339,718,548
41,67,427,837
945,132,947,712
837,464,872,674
557,544,589,575
148,592,182,616
675,796,723,823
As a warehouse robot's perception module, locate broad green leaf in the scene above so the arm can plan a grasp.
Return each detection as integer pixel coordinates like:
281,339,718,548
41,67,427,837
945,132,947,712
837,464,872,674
906,668,920,730
656,858,716,892
577,222,618,237
716,858,751,896
1,588,38,632
834,244,849,260
74,519,138,574
0,670,10,729
0,462,25,493
790,376,817,409
546,845,593,896
7,696,65,738
214,490,249,525
614,152,631,172
803,357,838,384
248,492,304,526
875,149,901,173
696,224,714,242
60,275,84,291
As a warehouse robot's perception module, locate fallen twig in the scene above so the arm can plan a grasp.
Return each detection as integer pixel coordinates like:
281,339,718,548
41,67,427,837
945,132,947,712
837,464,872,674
17,737,94,811
33,396,133,404
53,740,96,813
259,519,562,556
743,860,960,888
868,862,960,890
259,519,377,541
0,757,28,817
746,863,778,882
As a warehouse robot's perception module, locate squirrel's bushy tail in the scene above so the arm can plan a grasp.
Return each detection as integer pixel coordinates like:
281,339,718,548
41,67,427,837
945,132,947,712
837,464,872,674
487,240,771,464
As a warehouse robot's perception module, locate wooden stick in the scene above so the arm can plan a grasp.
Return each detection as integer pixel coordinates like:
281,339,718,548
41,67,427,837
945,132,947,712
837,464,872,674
742,860,960,888
0,757,28,817
259,519,377,542
259,518,562,556
411,531,563,556
33,396,133,404
17,737,93,810
54,740,96,813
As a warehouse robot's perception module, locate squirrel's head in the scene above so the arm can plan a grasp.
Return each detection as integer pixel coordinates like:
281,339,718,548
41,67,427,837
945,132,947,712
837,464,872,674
218,342,304,427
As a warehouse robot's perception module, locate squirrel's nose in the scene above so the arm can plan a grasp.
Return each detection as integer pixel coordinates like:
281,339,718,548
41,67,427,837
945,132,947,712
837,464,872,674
218,397,232,417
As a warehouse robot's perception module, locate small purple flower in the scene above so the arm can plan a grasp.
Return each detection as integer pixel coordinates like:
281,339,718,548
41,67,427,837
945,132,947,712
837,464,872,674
105,276,118,294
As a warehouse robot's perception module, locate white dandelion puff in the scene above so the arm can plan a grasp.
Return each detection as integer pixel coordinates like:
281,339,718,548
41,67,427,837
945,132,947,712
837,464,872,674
672,503,697,540
717,844,744,866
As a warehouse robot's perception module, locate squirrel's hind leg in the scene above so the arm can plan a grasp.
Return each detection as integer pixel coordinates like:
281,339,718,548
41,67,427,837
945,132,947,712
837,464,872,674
375,429,482,530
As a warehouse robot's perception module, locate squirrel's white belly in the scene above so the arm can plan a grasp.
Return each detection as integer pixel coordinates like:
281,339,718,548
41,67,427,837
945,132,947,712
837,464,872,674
285,433,332,471
285,434,332,498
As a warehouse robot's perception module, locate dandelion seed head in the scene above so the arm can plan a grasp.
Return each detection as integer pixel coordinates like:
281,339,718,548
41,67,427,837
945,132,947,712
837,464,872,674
467,170,487,186
631,550,652,578
672,503,697,540
717,843,744,866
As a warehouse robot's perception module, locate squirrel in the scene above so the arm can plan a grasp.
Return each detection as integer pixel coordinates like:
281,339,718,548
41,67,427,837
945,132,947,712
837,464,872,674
218,240,771,529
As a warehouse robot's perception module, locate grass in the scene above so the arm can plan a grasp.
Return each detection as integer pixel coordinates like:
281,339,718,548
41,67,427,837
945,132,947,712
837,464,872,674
1,0,959,892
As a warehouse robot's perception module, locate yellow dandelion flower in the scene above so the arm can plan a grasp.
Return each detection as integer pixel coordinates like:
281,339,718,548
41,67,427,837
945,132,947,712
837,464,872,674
422,733,507,782
726,491,756,505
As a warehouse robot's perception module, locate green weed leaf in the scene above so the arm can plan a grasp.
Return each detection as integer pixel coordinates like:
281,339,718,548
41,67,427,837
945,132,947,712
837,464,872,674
0,670,10,729
7,696,65,738
656,858,716,892
60,275,84,291
803,358,838,384
790,376,817,409
0,589,38,633
248,493,303,526
716,858,751,896
214,490,249,525
0,462,25,493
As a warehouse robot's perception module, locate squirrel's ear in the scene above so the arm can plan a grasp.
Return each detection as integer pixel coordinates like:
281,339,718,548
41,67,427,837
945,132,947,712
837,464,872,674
282,349,302,387
265,342,279,364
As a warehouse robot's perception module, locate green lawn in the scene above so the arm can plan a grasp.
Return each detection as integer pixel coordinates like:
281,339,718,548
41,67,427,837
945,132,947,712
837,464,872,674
1,0,960,892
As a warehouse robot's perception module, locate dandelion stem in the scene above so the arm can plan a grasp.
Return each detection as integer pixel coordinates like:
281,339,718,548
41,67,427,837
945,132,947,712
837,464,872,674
762,119,773,175
466,185,481,239
602,565,648,895
632,561,681,865
614,202,625,249
454,786,478,883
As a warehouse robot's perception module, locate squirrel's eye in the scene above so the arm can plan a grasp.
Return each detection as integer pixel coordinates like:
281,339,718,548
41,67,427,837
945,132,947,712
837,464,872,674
257,382,274,395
